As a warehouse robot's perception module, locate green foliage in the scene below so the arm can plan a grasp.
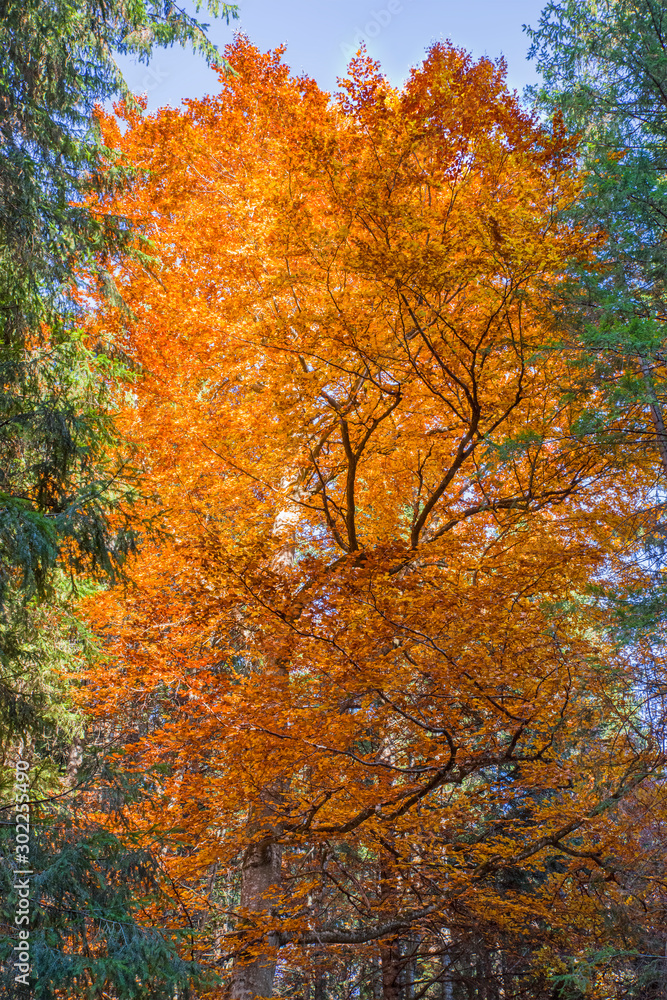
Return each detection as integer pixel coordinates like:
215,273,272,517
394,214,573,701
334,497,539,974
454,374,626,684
0,333,142,783
526,0,667,307
525,1,667,358
0,338,140,600
525,0,667,555
0,820,203,999
526,10,667,993
0,574,105,800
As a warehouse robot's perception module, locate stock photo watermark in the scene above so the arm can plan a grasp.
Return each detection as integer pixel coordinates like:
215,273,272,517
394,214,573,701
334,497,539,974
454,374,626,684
340,0,408,62
13,759,31,988
140,62,169,95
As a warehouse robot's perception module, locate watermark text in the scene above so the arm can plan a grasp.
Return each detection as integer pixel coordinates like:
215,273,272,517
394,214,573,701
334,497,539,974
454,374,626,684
13,760,31,988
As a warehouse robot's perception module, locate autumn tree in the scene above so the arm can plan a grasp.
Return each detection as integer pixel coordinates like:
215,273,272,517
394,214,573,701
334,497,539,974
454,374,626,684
84,39,667,1000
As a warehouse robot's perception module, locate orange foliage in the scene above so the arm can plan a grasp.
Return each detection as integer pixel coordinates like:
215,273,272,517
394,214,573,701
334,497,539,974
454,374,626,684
82,39,666,999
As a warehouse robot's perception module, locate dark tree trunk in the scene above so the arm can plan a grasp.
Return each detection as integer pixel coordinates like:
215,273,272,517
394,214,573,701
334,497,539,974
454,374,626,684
230,814,282,1000
381,938,402,1000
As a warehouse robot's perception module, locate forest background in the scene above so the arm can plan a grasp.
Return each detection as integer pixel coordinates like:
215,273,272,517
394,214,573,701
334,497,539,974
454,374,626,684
1,1,667,999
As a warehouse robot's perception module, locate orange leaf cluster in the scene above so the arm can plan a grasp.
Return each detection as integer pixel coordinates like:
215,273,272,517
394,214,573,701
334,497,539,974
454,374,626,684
81,38,666,999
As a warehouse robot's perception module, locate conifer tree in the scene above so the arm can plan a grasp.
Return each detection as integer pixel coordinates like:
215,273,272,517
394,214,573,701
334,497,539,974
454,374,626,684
0,0,237,767
526,4,667,992
0,1,237,995
526,0,667,476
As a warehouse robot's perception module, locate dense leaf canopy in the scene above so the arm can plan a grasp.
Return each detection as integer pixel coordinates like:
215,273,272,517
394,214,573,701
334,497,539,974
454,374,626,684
79,38,667,999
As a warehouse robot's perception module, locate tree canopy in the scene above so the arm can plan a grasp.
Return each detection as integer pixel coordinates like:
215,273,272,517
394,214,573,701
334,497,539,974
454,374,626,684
76,38,667,999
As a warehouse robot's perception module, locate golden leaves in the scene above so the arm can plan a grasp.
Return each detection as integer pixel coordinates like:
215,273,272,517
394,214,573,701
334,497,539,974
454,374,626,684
80,36,665,993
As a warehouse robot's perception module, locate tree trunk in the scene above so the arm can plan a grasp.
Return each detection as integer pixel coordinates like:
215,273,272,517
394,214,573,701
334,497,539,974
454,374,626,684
313,968,326,1000
404,936,418,1000
230,812,282,1000
380,855,402,1000
381,938,402,1000
441,952,453,1000
641,359,667,476
441,931,454,1000
230,478,303,998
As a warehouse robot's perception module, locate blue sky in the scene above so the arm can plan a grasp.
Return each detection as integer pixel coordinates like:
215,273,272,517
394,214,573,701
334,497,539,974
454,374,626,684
117,0,547,109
